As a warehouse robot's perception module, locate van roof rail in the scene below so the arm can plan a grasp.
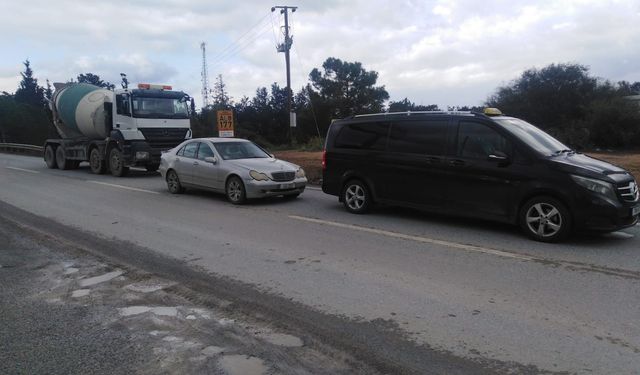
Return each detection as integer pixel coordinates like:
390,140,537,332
351,111,476,119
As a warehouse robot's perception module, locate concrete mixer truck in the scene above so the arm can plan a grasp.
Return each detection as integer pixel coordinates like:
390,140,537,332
44,82,192,176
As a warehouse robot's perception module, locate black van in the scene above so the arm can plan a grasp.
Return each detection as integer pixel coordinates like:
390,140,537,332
321,109,639,242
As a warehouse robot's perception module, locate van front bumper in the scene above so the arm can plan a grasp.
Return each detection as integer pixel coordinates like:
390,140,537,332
574,194,639,232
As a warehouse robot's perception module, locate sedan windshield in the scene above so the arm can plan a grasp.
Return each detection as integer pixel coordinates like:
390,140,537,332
131,97,189,119
495,117,569,156
214,142,270,160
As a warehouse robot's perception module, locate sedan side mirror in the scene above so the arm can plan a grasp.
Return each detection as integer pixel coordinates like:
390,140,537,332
204,156,218,164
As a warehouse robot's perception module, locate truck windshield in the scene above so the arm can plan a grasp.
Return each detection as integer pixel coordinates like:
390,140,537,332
131,97,189,119
495,117,569,156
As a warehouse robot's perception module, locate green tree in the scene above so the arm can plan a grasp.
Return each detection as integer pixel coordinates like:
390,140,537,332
309,57,389,118
76,73,115,90
486,63,598,130
486,63,640,149
389,98,440,112
14,60,45,107
212,74,232,109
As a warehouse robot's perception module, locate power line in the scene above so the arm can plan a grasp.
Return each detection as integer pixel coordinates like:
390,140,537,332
207,13,273,70
208,21,275,72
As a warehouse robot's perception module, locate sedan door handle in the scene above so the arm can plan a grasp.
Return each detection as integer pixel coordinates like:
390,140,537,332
193,161,199,166
449,159,465,167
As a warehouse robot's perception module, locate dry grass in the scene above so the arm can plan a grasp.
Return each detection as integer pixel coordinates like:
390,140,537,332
276,150,640,185
588,152,640,180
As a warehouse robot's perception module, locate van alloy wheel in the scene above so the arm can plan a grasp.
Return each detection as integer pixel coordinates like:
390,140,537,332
520,196,571,242
342,180,370,214
526,203,562,237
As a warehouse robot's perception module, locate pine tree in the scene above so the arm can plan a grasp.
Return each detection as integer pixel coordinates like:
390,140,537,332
44,79,53,101
212,74,231,109
14,60,45,107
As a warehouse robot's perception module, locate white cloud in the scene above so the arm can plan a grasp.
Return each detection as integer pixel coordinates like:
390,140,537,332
0,0,639,109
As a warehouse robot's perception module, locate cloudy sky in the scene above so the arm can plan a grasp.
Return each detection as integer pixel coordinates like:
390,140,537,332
1,0,639,109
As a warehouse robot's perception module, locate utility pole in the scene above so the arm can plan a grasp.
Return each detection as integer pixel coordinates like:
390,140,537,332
272,5,297,142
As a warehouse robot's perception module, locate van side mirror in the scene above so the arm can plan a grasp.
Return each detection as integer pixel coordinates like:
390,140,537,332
204,156,218,164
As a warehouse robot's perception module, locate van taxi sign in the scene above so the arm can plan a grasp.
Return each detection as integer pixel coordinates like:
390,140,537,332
217,110,234,137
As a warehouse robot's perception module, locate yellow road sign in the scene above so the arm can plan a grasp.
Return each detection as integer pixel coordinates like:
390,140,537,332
217,110,234,137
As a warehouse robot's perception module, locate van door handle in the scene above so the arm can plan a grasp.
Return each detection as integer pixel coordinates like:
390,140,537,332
449,159,465,167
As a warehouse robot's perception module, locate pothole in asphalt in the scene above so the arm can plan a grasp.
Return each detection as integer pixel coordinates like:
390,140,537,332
118,306,179,317
124,280,174,293
79,270,123,287
218,354,267,375
71,289,90,298
259,333,303,347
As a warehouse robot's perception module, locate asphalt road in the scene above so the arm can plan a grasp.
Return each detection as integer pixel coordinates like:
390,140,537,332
1,153,639,374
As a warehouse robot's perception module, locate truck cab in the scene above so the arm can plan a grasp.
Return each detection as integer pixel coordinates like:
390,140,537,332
108,84,192,175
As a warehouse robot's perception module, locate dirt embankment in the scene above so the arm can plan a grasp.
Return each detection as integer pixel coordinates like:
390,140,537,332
275,151,640,185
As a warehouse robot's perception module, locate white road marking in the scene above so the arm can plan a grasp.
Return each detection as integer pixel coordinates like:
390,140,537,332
306,186,322,191
5,166,39,174
289,215,536,261
87,180,160,195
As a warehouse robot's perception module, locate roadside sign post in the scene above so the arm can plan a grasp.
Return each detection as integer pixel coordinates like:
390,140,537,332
217,110,234,137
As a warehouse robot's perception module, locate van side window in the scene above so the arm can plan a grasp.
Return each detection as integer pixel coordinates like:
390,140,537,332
457,121,510,159
334,122,389,150
387,120,448,155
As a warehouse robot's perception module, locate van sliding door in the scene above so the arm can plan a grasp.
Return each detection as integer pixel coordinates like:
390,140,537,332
377,119,450,208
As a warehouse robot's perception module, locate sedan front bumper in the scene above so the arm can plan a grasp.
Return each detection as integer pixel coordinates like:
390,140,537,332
244,178,307,198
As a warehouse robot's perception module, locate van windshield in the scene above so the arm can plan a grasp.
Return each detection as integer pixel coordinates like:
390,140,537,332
495,117,569,156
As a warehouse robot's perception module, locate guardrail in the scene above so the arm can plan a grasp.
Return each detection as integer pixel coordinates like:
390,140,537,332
0,143,44,156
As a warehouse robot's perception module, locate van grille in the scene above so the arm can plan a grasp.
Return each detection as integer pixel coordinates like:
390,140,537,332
271,171,295,182
618,180,639,203
139,128,188,150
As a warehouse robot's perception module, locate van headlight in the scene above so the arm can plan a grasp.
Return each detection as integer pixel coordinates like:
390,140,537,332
249,170,270,181
295,168,306,178
571,175,616,200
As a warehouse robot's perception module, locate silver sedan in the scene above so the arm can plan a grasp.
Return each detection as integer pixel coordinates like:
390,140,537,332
159,138,307,204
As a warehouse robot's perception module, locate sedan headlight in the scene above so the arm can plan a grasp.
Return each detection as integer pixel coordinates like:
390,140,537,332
571,175,617,201
295,168,306,178
249,170,270,181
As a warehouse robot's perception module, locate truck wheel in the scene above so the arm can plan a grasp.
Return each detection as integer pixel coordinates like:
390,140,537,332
146,163,160,172
109,148,129,177
226,176,247,205
89,148,106,174
44,145,57,169
55,146,71,170
519,196,572,242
